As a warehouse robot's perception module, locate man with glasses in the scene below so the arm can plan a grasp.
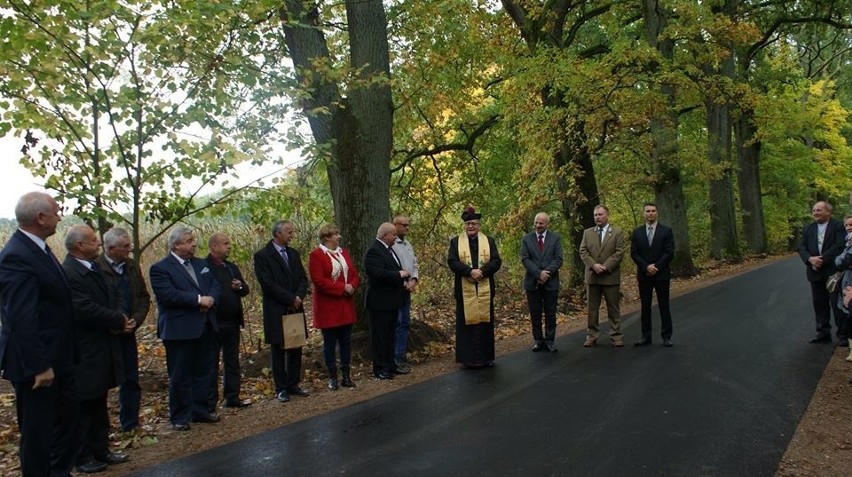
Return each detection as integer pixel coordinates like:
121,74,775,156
447,207,502,368
391,214,419,369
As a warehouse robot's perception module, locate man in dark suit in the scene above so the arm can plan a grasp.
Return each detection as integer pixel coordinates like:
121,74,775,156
63,225,134,473
253,220,310,402
797,200,847,344
206,232,251,409
0,191,78,477
520,212,563,352
364,222,411,379
97,227,151,432
149,227,221,431
579,205,625,347
630,202,676,347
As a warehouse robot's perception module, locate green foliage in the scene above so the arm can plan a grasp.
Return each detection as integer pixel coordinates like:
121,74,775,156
0,0,295,254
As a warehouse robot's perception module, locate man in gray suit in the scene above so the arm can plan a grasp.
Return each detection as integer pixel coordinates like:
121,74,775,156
520,212,563,352
579,205,626,347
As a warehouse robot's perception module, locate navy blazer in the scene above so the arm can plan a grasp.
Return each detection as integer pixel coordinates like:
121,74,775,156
798,218,846,282
520,230,563,291
253,241,308,345
630,223,675,281
364,239,406,311
63,256,125,399
0,230,76,382
150,254,221,341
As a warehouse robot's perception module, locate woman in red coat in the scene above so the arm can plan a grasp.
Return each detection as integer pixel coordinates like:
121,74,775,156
308,224,360,390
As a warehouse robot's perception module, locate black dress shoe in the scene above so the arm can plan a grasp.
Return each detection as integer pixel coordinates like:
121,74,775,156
192,413,221,423
76,459,108,473
374,371,394,380
663,339,674,347
838,340,849,347
545,343,558,353
170,423,191,431
532,342,545,352
390,365,410,375
634,338,652,347
286,386,310,397
809,335,832,344
225,399,252,408
95,451,129,465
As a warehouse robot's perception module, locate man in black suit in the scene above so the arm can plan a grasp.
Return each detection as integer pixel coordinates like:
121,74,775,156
520,212,563,352
206,232,251,409
797,200,847,344
364,222,411,379
630,203,676,347
63,225,134,473
97,227,151,432
149,227,221,431
0,191,78,477
254,220,310,402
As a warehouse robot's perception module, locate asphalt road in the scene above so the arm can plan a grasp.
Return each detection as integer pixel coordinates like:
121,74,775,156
131,257,833,477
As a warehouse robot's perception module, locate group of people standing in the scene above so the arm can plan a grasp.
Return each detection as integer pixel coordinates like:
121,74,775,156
797,201,852,355
448,201,676,370
518,203,676,355
0,192,426,476
11,191,846,477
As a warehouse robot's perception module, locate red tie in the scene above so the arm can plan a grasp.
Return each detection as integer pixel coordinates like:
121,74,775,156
537,234,544,252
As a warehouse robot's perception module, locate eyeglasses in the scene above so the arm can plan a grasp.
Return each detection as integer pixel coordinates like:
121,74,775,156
464,221,481,227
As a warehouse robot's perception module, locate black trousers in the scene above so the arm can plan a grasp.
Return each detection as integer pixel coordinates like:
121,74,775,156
13,373,79,477
369,309,398,374
526,288,558,344
211,320,242,408
117,333,141,431
270,345,302,393
810,280,847,340
638,279,673,340
76,393,110,464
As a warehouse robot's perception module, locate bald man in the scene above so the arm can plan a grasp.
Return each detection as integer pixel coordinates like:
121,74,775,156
520,212,563,352
364,223,410,379
798,201,847,344
0,192,78,477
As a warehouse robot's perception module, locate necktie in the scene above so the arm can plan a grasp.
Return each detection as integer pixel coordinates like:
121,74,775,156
537,234,544,252
598,227,605,243
389,247,401,268
44,244,66,279
647,226,654,245
280,247,290,268
183,259,199,285
112,262,125,275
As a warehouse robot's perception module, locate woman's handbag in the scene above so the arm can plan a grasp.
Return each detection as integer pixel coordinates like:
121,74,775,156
826,271,843,293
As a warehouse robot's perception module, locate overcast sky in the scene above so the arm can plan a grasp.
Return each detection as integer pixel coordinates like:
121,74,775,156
0,135,301,221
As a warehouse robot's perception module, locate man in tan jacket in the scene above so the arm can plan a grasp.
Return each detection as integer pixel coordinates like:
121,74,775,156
579,205,625,347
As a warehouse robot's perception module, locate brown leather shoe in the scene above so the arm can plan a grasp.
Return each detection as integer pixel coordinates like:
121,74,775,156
583,338,596,347
612,339,624,347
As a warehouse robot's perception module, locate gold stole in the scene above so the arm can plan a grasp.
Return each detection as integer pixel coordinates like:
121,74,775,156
457,232,491,325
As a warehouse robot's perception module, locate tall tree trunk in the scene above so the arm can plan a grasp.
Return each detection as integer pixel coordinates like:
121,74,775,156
706,99,741,261
551,113,598,290
280,0,392,325
645,0,697,276
734,110,767,253
703,0,741,261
